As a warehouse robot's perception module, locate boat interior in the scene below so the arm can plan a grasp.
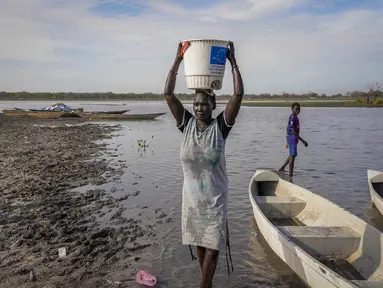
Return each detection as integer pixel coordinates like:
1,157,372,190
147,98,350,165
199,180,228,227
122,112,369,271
373,183,383,198
250,171,383,286
371,174,383,198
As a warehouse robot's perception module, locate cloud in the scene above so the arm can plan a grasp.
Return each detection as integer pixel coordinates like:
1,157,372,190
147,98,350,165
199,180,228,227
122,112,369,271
150,0,303,22
0,0,382,94
90,0,149,17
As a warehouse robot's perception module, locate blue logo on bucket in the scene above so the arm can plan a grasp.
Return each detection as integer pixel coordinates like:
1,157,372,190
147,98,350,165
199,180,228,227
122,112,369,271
210,46,227,65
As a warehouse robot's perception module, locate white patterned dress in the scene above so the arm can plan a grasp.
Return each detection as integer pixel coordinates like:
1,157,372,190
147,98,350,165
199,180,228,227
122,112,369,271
177,108,233,251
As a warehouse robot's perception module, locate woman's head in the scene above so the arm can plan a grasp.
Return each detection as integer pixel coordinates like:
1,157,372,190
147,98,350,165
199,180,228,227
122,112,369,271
193,90,216,121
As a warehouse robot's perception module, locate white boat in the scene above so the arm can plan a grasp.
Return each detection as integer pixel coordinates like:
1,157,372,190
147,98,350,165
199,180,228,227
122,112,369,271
367,170,383,217
249,170,383,288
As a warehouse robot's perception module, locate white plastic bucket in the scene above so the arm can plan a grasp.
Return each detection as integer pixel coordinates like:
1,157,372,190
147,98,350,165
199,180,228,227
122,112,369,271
182,39,230,91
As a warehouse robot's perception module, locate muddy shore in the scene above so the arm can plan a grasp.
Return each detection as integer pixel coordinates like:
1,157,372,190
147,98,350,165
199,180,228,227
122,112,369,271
0,116,163,288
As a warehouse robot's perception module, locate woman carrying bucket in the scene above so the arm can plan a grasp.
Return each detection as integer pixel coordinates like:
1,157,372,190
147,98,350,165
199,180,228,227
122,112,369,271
164,40,244,288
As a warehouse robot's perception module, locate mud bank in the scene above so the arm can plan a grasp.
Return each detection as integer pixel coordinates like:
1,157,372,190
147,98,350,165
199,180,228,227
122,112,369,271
0,116,161,288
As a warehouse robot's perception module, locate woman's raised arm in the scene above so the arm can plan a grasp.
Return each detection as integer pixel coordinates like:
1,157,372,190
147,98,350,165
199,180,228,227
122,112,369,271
164,42,189,126
224,42,244,125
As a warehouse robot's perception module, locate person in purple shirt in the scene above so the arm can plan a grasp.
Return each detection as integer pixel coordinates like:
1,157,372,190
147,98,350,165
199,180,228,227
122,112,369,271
278,102,308,181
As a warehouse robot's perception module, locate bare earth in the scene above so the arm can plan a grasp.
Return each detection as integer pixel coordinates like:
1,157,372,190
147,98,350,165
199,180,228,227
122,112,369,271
0,116,162,288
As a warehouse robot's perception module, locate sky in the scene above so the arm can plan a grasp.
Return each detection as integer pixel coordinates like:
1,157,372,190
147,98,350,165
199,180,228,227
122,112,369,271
0,0,382,95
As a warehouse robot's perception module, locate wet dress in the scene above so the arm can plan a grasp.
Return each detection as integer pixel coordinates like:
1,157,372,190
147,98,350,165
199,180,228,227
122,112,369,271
177,108,233,252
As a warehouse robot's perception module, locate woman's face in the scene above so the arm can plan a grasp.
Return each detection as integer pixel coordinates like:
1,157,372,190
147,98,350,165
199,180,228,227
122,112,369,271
193,92,214,121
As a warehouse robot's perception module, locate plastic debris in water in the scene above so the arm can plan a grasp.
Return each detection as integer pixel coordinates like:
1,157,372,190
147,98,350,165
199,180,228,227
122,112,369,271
252,232,258,236
58,247,66,258
136,270,157,287
106,280,122,286
29,270,36,282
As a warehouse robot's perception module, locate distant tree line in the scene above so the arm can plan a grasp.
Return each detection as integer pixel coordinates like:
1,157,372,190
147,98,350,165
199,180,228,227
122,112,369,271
0,83,382,101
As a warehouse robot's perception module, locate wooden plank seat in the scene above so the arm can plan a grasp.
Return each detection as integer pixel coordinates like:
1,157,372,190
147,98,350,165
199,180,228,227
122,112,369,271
278,226,361,261
350,281,383,288
254,196,306,219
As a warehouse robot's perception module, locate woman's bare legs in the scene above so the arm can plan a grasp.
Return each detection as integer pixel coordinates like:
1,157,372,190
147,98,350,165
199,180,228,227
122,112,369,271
197,246,206,271
197,246,219,288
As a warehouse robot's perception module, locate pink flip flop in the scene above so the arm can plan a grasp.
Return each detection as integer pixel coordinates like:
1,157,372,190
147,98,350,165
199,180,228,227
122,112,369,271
136,270,157,286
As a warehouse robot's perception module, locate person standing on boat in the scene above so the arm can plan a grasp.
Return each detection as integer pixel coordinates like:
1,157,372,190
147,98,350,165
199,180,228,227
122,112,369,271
279,102,308,181
164,41,244,288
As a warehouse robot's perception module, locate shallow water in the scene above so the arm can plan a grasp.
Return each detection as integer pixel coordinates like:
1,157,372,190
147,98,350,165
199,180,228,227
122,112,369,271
2,101,383,287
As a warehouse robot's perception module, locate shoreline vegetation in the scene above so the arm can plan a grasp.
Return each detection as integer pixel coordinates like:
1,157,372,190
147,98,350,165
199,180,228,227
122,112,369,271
240,101,383,107
1,90,382,107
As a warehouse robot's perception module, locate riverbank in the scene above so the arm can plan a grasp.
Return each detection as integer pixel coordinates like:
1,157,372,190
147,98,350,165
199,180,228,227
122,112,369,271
3,99,382,108
0,98,356,102
241,101,383,108
0,116,164,288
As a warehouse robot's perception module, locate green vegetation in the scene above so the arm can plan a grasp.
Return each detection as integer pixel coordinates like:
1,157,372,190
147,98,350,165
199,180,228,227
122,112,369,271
0,88,382,102
137,136,154,149
241,101,383,108
137,136,154,156
1,83,382,107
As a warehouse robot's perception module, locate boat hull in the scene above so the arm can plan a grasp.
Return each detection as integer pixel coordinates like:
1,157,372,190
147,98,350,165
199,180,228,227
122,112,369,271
2,110,165,120
95,109,129,114
80,112,166,120
2,110,65,118
249,170,383,288
28,108,84,113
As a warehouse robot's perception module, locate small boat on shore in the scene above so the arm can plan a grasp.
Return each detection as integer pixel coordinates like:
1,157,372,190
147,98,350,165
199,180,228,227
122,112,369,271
28,108,84,112
368,170,383,217
80,112,166,121
93,109,129,115
249,170,383,288
2,110,66,119
2,108,166,121
16,107,128,115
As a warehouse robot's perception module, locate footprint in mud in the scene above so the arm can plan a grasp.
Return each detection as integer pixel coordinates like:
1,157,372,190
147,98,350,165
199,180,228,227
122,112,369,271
154,208,167,219
110,207,125,221
132,191,140,197
116,195,129,202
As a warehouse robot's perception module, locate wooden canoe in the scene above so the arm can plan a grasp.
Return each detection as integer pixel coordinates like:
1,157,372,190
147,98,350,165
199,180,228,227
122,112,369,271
31,109,130,114
94,109,129,114
29,108,84,112
2,110,65,118
249,170,383,288
368,170,383,217
80,112,166,121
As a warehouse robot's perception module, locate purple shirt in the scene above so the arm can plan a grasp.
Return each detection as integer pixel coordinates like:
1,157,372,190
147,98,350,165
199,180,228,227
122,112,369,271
286,114,300,144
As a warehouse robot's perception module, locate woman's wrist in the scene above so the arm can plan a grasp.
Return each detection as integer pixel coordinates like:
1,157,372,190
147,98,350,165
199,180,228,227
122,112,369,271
174,57,182,66
170,58,181,73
